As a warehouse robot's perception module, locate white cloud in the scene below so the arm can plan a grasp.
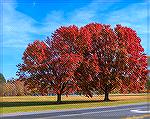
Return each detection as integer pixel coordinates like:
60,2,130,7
2,0,120,48
2,0,149,48
2,1,40,47
41,0,120,28
105,2,150,34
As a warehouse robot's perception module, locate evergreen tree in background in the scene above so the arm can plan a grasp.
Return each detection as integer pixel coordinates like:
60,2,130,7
0,73,6,83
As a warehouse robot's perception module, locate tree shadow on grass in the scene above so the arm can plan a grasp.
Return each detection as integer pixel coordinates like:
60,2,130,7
1,100,118,107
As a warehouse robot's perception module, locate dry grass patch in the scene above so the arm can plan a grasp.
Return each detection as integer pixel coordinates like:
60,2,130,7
1,93,149,102
0,94,149,114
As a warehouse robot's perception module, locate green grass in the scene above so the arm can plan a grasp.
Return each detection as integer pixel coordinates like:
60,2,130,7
1,94,149,114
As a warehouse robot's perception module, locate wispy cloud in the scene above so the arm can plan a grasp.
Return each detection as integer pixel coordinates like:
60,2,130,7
42,0,120,28
105,2,149,34
2,0,149,48
3,1,40,47
2,0,118,48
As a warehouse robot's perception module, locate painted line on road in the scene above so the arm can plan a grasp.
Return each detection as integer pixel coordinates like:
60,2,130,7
130,109,150,113
37,106,147,119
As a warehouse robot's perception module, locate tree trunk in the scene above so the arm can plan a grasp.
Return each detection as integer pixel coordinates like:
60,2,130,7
57,93,61,104
104,86,110,101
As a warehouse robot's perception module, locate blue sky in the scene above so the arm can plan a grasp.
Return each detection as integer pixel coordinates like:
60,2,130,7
1,0,150,80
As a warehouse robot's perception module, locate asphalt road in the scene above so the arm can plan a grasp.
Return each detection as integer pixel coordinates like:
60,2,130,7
1,103,150,119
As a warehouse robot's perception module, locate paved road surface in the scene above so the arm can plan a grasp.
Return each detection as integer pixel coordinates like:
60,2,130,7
1,103,150,119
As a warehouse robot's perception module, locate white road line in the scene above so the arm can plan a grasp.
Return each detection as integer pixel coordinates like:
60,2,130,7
130,109,150,113
37,106,147,119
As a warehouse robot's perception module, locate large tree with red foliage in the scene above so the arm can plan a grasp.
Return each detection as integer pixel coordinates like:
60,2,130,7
17,26,82,103
17,23,148,102
75,23,148,101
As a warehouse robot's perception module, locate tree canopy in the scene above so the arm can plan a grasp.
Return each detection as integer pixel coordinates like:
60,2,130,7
17,23,148,102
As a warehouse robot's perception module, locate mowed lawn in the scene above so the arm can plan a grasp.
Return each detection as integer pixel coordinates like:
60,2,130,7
0,94,149,114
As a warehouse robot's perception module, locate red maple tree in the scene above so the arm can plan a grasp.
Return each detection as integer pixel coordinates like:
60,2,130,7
75,23,148,101
17,23,148,102
17,26,82,103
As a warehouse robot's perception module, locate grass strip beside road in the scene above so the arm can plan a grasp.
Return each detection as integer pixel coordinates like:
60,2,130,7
1,94,149,114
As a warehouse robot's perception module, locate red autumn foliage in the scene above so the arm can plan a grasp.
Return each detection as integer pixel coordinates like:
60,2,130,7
17,26,82,103
75,23,148,101
17,23,148,102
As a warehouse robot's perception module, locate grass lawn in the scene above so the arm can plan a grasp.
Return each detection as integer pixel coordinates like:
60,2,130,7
0,94,149,114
